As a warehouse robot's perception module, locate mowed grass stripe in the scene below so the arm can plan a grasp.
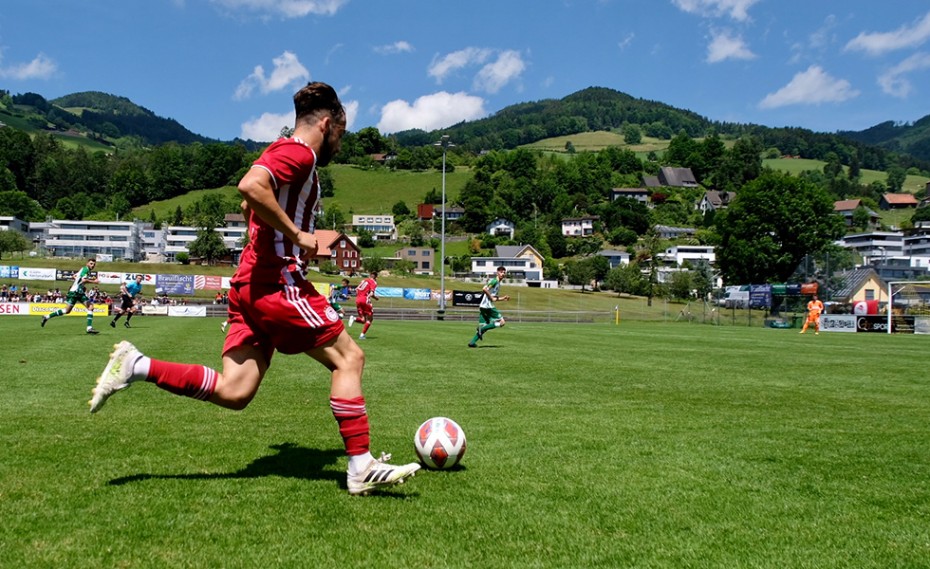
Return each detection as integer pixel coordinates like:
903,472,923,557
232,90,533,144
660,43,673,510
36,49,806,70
2,317,929,568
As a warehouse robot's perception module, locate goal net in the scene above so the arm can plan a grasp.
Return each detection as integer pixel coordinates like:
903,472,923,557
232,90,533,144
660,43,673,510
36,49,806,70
887,281,930,334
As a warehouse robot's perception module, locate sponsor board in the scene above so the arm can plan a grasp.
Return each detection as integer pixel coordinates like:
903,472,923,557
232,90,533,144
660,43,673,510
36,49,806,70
142,305,168,315
0,265,19,279
378,287,404,298
820,314,857,333
168,305,207,317
452,290,483,307
194,275,225,290
96,272,154,285
855,315,916,333
403,288,432,301
18,267,56,281
156,274,195,295
0,302,30,315
29,303,108,316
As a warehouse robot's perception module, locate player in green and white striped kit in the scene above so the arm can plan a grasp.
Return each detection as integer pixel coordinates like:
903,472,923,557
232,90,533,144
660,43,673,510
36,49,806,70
41,258,101,334
468,266,510,348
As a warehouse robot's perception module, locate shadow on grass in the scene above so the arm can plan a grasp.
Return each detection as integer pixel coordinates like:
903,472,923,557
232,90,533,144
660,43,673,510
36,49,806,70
108,442,343,487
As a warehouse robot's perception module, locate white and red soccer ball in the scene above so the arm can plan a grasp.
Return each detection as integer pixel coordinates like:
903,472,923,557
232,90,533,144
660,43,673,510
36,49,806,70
414,417,466,469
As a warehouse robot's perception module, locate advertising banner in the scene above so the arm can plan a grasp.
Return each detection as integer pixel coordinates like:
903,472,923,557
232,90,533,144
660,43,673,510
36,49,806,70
431,290,452,303
800,282,819,295
155,274,195,295
168,305,207,317
18,267,56,281
29,303,108,316
378,286,404,298
749,284,772,309
0,265,18,279
820,314,857,333
194,275,225,290
452,290,483,307
0,302,30,315
855,315,915,333
403,288,432,301
142,305,169,316
853,300,879,315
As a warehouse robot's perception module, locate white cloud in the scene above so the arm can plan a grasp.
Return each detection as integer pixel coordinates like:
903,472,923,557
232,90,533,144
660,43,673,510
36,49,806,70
211,0,349,18
239,98,358,141
670,0,759,22
617,33,635,51
473,50,525,94
240,111,294,141
374,41,414,55
377,91,487,133
845,11,930,56
759,65,859,109
0,53,57,80
706,30,756,63
878,52,930,97
428,47,493,83
234,51,309,100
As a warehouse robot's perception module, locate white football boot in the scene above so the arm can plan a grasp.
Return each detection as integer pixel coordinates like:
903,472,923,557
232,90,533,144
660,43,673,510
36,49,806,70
347,453,420,496
89,341,143,413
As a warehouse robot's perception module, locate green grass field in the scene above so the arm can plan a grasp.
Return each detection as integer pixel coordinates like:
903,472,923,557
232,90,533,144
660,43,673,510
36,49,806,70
3,316,929,568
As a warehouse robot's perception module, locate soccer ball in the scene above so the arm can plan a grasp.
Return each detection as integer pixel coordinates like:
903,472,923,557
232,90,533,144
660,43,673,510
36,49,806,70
413,417,467,469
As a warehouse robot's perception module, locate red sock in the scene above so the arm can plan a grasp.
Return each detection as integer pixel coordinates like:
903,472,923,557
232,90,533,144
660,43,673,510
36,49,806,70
146,359,217,401
362,321,371,334
330,396,370,456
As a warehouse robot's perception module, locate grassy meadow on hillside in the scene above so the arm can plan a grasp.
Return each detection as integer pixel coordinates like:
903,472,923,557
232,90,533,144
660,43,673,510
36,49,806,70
3,318,930,568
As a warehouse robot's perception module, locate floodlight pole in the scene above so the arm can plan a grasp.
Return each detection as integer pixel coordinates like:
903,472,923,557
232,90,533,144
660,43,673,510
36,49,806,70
434,135,453,319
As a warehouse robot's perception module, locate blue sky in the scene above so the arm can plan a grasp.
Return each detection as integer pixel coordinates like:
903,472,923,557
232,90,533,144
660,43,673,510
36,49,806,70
2,1,929,142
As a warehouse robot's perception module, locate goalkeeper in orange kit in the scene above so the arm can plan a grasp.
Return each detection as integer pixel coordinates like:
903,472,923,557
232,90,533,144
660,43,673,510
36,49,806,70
800,294,824,334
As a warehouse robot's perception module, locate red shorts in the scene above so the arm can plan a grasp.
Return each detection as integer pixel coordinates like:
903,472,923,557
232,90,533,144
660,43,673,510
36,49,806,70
356,303,373,321
223,280,344,363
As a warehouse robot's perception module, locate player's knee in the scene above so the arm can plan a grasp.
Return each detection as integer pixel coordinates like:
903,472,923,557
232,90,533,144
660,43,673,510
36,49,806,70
497,319,506,328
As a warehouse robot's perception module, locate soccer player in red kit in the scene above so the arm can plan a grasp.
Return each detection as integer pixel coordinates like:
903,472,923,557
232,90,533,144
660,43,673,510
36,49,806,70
353,272,379,340
89,82,419,495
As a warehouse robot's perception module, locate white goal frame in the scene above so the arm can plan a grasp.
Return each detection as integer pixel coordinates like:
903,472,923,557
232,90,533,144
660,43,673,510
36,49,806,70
886,281,930,335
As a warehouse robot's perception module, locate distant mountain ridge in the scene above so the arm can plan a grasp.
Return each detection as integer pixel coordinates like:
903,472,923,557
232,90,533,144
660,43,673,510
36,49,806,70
8,86,930,168
837,116,930,162
51,91,214,146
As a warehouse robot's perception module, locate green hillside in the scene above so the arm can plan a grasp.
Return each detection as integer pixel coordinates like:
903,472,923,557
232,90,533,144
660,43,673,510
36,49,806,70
132,164,471,220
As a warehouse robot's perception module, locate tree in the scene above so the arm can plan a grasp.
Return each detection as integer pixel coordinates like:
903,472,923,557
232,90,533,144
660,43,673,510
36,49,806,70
622,124,642,145
188,225,229,265
634,230,663,306
0,229,31,259
0,190,45,221
356,228,376,248
605,262,641,295
715,171,846,284
362,255,386,274
564,258,595,291
392,200,411,220
320,202,346,231
886,166,907,192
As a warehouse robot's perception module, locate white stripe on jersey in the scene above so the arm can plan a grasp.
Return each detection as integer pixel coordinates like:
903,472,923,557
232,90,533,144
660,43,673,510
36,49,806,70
284,285,326,328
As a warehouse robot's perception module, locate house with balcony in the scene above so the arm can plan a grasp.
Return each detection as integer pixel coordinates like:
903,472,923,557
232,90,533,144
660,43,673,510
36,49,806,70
351,214,396,240
470,244,544,281
561,216,598,237
44,219,144,261
486,218,515,239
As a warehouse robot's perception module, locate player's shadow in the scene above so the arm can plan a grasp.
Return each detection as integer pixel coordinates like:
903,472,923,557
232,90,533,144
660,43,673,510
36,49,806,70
108,442,343,487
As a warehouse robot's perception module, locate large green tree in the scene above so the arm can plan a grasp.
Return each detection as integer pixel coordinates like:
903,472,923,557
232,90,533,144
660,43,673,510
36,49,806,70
187,225,229,265
715,171,845,284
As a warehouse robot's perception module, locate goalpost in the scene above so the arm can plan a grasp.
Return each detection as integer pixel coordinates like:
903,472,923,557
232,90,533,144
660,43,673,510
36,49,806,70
886,281,930,335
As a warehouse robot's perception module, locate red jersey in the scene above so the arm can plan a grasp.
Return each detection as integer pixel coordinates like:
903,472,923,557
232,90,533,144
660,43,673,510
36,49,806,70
355,278,378,305
232,137,321,287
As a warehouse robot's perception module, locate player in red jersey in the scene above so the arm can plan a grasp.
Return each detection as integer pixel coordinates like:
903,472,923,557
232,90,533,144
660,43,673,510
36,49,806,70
353,272,379,339
89,82,419,495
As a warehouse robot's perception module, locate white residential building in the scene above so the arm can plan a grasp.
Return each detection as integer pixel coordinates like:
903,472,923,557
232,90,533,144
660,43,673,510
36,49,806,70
659,245,715,266
351,214,396,240
561,216,597,237
44,219,144,261
836,231,905,264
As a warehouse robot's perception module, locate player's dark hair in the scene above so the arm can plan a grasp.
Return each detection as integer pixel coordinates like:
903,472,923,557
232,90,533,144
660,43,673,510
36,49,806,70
293,81,345,125
497,266,506,272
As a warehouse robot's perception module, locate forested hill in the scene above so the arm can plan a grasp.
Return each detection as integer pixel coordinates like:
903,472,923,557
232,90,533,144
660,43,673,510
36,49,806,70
50,91,213,146
837,115,930,162
393,87,718,150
